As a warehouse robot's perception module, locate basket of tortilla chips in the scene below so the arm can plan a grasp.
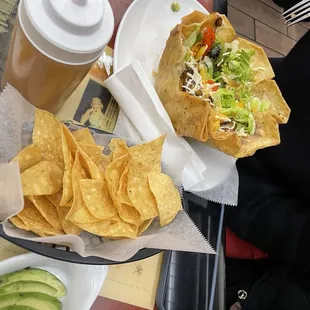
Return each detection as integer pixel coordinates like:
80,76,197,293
155,11,290,158
5,108,182,260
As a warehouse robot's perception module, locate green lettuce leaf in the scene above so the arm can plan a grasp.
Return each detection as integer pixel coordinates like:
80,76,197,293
220,49,255,83
212,88,236,110
221,107,255,135
184,25,200,49
249,97,270,112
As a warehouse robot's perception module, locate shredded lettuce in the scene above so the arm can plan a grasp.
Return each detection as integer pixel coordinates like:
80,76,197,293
199,56,213,79
180,35,266,137
221,107,255,135
236,86,251,103
184,25,200,49
220,49,255,83
196,32,203,42
249,97,270,112
211,88,236,110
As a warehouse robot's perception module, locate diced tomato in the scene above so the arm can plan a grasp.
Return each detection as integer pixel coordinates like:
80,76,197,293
207,79,218,91
203,27,215,52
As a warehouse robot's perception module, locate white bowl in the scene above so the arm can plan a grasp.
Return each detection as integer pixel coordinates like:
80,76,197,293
0,252,108,310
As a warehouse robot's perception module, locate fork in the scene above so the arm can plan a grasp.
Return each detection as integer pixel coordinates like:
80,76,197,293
282,0,310,26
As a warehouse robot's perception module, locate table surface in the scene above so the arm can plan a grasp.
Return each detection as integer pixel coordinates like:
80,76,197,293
92,0,213,309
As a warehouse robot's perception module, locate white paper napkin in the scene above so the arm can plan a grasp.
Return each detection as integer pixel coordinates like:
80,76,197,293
104,61,207,190
104,62,239,205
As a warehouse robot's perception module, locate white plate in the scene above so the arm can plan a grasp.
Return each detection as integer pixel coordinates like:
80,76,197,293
113,0,209,142
114,0,208,75
0,253,108,310
113,0,238,197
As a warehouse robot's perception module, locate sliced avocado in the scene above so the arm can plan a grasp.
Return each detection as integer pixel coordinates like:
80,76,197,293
0,292,60,310
0,269,66,298
0,281,57,297
0,306,37,310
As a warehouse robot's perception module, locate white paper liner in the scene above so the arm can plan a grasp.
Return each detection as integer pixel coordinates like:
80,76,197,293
0,85,215,261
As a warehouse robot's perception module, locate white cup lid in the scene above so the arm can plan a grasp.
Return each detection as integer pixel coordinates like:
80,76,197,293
19,0,114,65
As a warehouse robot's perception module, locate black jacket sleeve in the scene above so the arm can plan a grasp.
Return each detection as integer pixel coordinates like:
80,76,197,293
227,29,310,269
244,265,310,310
226,156,310,268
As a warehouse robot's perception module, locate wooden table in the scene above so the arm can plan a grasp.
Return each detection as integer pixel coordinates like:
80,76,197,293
91,1,213,309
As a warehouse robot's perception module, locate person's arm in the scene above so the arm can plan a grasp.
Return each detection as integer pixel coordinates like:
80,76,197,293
226,157,310,268
80,108,92,124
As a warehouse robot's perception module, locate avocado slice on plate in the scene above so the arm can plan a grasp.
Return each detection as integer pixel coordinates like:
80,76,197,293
0,281,58,297
0,269,66,298
0,306,37,309
0,292,61,310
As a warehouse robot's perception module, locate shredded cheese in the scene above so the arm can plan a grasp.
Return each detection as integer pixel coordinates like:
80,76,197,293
236,127,248,137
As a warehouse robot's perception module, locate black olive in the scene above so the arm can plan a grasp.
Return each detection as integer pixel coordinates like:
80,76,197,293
195,90,203,96
215,16,223,27
187,67,194,75
209,44,221,59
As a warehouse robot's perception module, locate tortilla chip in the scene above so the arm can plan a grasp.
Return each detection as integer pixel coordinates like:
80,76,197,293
236,37,274,83
125,137,165,220
80,150,104,181
109,138,128,160
21,161,63,196
32,109,64,168
27,195,62,230
127,160,159,221
46,192,82,235
46,191,63,207
117,165,132,206
60,154,74,207
128,136,165,172
17,198,63,236
72,128,96,144
75,215,138,239
61,124,79,161
209,112,280,158
56,206,82,235
10,216,51,237
148,172,181,226
98,154,112,173
138,219,153,236
10,216,29,231
77,141,105,165
11,145,42,172
252,79,290,124
66,152,101,224
80,179,117,219
105,155,141,225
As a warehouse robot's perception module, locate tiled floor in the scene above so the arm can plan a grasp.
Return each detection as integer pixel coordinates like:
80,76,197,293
227,0,310,57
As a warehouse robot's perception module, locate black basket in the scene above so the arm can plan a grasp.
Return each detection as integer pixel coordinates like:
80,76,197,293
0,225,161,265
0,192,207,265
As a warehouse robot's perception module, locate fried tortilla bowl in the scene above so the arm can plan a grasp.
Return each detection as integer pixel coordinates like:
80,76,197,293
155,11,290,158
209,112,280,158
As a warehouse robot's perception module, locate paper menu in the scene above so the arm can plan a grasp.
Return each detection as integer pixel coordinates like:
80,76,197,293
100,253,163,310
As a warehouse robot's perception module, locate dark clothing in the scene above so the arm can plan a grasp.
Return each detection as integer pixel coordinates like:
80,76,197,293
226,30,310,309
